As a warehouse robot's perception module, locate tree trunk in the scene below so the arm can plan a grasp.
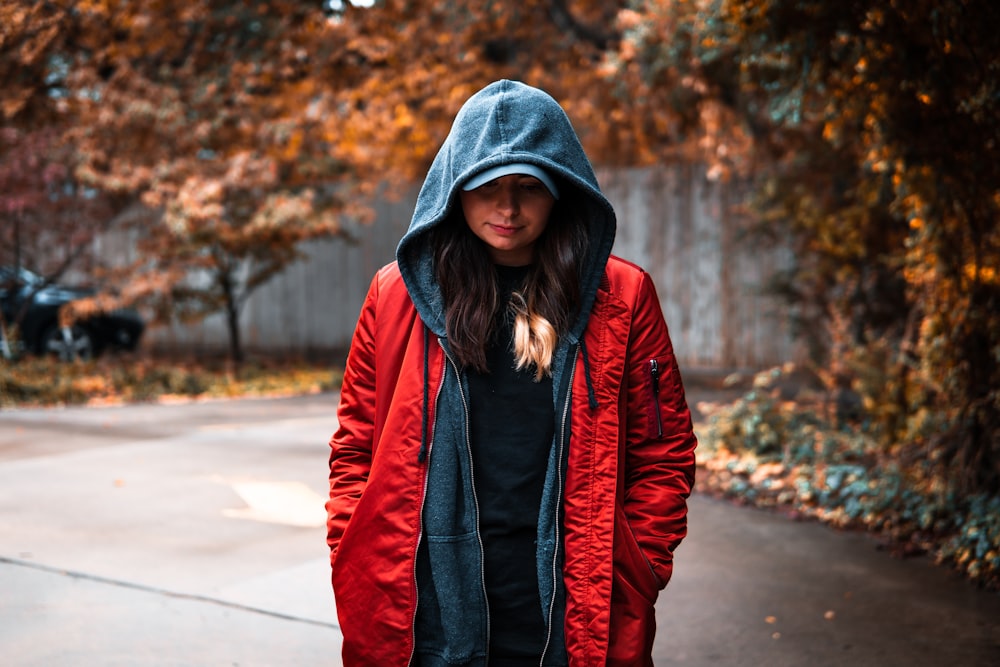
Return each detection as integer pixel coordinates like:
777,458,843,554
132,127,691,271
219,270,244,369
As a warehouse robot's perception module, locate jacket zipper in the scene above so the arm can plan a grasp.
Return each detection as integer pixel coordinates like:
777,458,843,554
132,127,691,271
649,358,664,438
409,349,447,667
539,345,577,666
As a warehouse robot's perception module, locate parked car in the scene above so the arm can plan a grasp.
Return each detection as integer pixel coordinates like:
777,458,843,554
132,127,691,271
0,266,145,361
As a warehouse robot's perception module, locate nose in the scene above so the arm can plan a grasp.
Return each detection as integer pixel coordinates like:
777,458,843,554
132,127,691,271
494,182,520,216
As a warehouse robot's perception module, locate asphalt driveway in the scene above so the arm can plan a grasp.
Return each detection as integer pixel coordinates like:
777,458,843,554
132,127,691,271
0,391,997,666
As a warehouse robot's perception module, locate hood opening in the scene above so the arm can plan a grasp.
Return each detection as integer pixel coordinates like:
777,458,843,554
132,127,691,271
396,79,616,343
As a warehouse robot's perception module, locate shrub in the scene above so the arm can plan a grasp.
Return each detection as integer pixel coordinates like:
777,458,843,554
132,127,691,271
699,364,1000,590
0,355,342,408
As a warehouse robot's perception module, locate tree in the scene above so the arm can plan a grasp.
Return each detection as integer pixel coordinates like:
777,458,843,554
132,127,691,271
70,1,367,365
2,1,358,365
317,0,636,183
0,126,124,358
4,0,667,365
1,5,122,355
616,0,1000,493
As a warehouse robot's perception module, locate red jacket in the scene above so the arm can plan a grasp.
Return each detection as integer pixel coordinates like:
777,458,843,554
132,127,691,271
327,256,697,665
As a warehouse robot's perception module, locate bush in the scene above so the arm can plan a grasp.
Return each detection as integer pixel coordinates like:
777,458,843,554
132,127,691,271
698,364,1000,591
0,355,342,408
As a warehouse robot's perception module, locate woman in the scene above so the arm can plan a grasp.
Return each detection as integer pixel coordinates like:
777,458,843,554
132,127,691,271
326,79,697,666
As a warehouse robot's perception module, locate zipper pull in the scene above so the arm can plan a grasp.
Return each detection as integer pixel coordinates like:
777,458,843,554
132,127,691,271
649,359,664,437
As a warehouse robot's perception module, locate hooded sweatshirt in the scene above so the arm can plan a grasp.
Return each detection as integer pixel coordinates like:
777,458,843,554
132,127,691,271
396,79,615,666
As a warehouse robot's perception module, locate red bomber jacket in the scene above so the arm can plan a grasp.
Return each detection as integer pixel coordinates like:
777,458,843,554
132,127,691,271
327,255,697,666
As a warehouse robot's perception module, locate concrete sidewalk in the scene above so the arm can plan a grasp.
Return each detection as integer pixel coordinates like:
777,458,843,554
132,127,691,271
0,559,340,665
1,392,998,666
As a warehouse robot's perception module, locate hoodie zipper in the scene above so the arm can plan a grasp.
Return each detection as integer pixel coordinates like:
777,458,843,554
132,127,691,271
449,349,491,660
649,359,664,438
409,349,447,667
539,345,577,665
431,341,491,660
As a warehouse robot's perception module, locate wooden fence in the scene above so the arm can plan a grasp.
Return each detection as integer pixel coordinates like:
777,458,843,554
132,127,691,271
146,165,800,371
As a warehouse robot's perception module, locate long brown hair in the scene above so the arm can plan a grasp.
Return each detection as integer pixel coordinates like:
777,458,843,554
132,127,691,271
433,197,589,377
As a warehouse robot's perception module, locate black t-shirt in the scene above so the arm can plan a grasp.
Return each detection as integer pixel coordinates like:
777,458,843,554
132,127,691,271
466,264,555,662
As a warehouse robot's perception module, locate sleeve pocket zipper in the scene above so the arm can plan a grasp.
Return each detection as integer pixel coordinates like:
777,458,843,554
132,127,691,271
649,359,664,438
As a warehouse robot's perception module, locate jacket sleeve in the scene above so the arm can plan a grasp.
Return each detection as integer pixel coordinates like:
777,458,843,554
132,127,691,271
326,273,380,564
623,271,698,586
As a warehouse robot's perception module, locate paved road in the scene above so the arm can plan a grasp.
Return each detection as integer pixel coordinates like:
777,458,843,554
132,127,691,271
1,392,998,666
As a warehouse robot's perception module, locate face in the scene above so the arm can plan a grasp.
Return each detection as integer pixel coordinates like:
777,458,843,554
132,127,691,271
459,174,556,266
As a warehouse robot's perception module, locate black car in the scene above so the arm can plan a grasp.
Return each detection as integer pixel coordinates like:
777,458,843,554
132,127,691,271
0,266,144,361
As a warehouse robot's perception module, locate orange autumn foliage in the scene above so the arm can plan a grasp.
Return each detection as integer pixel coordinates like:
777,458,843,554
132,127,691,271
2,0,709,363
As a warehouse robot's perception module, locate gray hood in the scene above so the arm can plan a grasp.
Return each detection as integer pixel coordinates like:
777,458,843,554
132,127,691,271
396,79,617,340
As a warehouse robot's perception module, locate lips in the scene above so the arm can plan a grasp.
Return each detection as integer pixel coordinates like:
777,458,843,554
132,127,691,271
488,223,520,235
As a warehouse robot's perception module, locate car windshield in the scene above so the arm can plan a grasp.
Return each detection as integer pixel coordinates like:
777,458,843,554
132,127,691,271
0,266,43,287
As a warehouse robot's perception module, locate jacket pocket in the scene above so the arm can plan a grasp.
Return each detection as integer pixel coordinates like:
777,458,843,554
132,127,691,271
608,506,659,666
